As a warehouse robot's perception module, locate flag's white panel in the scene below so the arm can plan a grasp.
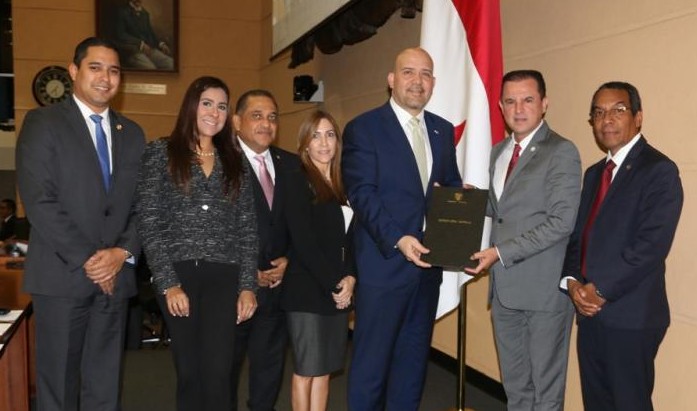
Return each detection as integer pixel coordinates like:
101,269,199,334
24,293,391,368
421,0,498,318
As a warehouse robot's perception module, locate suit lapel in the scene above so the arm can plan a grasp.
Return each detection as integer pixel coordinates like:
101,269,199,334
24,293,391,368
245,155,271,216
505,122,548,185
577,161,604,226
423,113,439,193
602,136,646,206
488,139,508,212
63,99,108,197
269,147,284,218
108,111,123,179
380,105,424,196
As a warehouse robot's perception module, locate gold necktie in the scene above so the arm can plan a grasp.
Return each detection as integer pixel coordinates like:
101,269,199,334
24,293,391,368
409,117,428,192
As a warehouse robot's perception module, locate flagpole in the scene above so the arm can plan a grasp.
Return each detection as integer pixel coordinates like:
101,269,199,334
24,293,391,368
446,283,474,411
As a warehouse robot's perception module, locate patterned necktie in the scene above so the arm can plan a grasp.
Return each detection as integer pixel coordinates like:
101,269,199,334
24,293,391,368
255,154,274,208
580,160,616,277
89,114,111,191
505,143,521,183
408,117,429,192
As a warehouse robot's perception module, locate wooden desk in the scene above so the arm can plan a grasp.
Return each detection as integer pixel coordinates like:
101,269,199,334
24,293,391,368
0,304,32,411
0,258,30,309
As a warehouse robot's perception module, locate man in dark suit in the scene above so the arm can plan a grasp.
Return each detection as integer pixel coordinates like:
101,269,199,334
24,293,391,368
342,47,462,411
563,82,683,410
0,198,17,241
466,70,581,410
231,89,300,411
16,37,145,410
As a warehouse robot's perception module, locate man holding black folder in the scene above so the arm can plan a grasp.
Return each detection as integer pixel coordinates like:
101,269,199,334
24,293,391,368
466,70,581,411
342,47,462,411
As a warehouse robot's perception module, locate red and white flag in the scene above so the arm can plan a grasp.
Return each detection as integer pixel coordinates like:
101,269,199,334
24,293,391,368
420,0,505,318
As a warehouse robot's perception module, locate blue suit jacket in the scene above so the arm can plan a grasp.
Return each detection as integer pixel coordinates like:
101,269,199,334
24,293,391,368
342,103,462,287
563,136,683,329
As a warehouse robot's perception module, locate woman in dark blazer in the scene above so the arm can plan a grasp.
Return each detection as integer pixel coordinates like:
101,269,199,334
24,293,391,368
135,76,258,411
281,110,355,411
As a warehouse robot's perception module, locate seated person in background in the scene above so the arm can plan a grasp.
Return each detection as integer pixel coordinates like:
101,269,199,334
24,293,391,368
281,110,356,411
114,0,174,70
0,198,17,241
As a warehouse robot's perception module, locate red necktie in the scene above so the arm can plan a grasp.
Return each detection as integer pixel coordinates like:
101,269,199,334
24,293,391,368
505,143,521,183
580,160,616,277
254,155,274,208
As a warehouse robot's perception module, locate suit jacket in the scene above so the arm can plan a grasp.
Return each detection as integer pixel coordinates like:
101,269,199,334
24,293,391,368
245,146,300,271
0,214,16,241
563,136,683,329
16,97,145,299
342,102,462,287
280,167,355,314
244,146,300,312
488,122,581,311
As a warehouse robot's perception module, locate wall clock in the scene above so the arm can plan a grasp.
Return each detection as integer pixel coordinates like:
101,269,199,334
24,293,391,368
32,66,73,106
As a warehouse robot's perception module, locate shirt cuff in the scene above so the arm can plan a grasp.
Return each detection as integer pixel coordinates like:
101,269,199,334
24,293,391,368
559,276,576,290
495,246,504,267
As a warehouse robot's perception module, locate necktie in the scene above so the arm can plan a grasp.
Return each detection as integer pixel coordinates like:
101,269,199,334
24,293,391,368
89,114,111,191
580,160,616,277
408,117,429,192
505,143,521,183
254,155,274,208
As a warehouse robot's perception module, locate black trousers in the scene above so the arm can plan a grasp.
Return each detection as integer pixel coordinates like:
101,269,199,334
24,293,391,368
577,317,666,411
231,285,287,411
159,260,240,411
32,293,128,411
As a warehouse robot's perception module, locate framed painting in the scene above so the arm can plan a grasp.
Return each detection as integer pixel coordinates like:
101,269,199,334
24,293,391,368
96,0,179,72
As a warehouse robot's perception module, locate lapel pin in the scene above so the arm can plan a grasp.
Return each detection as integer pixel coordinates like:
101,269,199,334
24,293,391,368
626,164,632,170
530,146,536,152
116,124,123,131
433,129,439,135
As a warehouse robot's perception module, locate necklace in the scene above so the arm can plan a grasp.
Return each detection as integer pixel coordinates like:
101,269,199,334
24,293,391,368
194,149,215,157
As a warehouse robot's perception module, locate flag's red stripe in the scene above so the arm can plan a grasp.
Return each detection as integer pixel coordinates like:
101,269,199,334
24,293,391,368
451,0,505,145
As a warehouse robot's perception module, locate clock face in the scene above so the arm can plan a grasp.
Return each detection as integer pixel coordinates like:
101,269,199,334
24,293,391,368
32,66,73,106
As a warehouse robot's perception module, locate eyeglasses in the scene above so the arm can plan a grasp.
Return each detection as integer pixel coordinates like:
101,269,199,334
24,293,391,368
590,105,629,122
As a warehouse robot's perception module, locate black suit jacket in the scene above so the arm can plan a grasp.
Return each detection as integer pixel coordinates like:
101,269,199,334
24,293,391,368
246,146,300,271
280,167,355,314
244,146,300,313
0,214,16,241
16,97,145,299
563,137,683,329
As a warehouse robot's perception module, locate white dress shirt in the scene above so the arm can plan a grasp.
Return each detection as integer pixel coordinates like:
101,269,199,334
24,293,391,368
73,95,113,172
492,120,543,201
238,137,277,184
389,97,433,182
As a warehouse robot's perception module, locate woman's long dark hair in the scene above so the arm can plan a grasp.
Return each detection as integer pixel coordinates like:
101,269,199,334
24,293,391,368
297,110,347,204
167,76,243,197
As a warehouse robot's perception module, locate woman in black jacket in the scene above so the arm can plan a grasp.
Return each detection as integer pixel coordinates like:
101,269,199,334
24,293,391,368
281,110,355,411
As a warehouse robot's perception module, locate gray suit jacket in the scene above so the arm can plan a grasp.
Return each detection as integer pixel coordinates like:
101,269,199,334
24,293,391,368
16,97,145,299
488,121,581,311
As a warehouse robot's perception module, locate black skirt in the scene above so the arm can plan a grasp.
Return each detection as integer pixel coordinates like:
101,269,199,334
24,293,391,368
286,311,349,376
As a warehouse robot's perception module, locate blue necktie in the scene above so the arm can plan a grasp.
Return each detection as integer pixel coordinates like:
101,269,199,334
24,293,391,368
89,114,111,191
